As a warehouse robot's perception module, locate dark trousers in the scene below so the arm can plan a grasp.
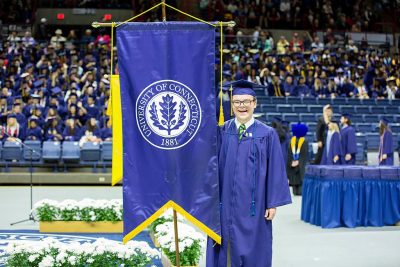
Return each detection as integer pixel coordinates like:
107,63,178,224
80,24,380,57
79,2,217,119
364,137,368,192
292,185,302,196
314,145,324,164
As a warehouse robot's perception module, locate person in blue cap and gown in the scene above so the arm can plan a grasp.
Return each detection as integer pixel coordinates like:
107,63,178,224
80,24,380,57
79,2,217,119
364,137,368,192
379,117,393,165
287,123,308,196
206,80,292,267
340,113,357,164
321,121,343,165
26,116,43,141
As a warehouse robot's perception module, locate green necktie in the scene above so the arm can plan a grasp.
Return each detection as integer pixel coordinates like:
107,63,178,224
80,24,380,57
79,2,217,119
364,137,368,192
238,124,246,141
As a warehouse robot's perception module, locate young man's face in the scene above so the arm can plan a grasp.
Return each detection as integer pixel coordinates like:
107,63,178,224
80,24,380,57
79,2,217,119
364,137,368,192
232,94,256,124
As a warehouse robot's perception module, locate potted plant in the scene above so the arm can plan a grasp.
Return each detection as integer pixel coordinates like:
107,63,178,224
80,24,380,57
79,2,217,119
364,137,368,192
155,222,205,267
32,199,123,233
4,237,159,267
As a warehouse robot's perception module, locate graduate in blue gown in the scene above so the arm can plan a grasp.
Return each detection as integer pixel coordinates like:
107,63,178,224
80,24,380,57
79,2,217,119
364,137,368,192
378,117,394,165
206,80,292,267
26,116,43,141
340,113,357,165
321,121,343,165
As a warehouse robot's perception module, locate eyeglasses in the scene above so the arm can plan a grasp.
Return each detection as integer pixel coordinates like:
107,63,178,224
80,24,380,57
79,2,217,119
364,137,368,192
232,99,255,107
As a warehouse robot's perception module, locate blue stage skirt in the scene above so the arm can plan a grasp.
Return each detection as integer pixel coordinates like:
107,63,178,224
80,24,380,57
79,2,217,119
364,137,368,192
301,165,400,228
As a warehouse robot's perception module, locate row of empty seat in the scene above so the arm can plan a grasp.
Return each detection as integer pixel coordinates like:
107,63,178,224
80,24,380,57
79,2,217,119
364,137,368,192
258,104,400,115
254,95,400,106
0,141,111,165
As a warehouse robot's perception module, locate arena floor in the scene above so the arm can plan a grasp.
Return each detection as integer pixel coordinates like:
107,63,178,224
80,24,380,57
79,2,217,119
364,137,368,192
0,186,399,267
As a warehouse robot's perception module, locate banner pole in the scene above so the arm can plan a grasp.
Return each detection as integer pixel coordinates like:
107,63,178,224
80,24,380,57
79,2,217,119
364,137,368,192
173,210,181,267
92,21,236,28
161,0,166,22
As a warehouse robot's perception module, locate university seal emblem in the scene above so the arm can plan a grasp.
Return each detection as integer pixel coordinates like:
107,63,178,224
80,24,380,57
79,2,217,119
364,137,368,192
136,80,202,150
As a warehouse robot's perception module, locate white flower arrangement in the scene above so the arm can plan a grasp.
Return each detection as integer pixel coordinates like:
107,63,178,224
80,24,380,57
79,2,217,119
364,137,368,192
152,213,206,266
150,208,184,233
4,237,159,267
32,199,123,222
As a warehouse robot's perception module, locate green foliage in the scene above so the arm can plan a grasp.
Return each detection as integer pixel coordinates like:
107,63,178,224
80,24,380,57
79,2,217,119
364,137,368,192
163,240,202,266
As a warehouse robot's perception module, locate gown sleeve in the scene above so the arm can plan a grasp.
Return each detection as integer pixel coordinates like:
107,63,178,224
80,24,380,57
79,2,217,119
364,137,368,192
383,131,394,154
265,130,292,209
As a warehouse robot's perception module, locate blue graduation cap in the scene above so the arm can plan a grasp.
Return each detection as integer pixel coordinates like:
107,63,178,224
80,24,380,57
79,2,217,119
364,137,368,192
341,113,352,119
29,116,39,123
291,123,308,138
380,117,390,126
30,93,41,99
33,80,44,88
7,113,17,119
25,63,33,70
222,70,232,77
222,80,266,97
51,87,62,95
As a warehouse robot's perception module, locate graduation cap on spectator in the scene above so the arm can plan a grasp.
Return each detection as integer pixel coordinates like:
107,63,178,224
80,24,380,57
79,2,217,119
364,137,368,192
291,123,308,138
20,72,29,78
33,80,44,88
25,63,33,70
30,93,41,99
39,65,48,70
0,95,7,100
357,65,365,70
51,87,62,95
336,68,344,73
37,74,46,79
29,116,39,123
380,117,390,126
222,70,232,77
341,113,352,120
386,76,396,82
7,113,17,119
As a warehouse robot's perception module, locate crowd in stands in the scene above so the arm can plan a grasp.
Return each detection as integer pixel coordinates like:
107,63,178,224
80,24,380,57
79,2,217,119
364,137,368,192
201,0,396,32
220,29,400,100
1,6,400,146
0,27,112,145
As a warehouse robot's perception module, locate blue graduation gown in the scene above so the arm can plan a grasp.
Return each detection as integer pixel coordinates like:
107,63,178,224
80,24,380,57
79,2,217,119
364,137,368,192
45,126,63,141
62,127,82,141
321,131,343,165
100,127,112,140
26,126,43,141
340,126,357,165
379,131,394,166
206,119,292,267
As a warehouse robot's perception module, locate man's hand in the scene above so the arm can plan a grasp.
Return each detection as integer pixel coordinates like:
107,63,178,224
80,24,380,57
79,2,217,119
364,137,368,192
265,208,276,221
333,155,339,163
318,141,323,148
382,154,387,160
291,160,299,167
345,154,351,161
